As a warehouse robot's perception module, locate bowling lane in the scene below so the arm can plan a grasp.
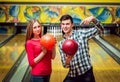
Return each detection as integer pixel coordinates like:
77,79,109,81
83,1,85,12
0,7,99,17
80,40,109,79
89,39,120,82
0,34,12,43
100,34,120,50
0,26,16,44
0,33,26,82
50,45,69,82
50,37,120,82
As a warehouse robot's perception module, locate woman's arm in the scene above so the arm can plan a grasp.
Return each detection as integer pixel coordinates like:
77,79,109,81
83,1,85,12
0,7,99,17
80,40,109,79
52,46,56,59
52,38,57,59
34,46,47,64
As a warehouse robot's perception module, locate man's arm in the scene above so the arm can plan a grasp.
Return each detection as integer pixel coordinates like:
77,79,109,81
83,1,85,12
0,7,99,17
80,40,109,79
80,16,104,33
92,18,104,33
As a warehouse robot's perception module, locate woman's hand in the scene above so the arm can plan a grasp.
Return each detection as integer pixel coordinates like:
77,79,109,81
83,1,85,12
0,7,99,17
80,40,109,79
41,46,47,54
34,46,47,64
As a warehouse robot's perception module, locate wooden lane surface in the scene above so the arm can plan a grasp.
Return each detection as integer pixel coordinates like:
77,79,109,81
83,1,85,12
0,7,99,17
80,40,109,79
0,34,25,82
89,39,120,82
101,34,120,50
50,35,68,82
0,34,12,43
50,37,120,82
50,45,69,82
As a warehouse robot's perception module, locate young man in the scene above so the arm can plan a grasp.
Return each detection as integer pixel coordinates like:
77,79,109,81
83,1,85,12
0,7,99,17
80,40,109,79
58,14,104,82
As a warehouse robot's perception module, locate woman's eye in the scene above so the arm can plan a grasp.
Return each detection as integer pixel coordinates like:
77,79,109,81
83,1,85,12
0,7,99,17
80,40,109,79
33,26,36,29
38,26,41,28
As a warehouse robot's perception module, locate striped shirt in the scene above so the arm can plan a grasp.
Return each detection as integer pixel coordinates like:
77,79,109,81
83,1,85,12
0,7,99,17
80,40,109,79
58,27,99,77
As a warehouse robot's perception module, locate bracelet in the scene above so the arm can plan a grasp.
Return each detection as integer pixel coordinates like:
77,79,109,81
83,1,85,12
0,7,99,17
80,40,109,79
94,19,103,28
93,19,104,31
94,19,100,26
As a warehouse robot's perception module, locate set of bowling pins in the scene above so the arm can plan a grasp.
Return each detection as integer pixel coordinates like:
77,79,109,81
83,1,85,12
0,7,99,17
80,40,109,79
47,25,62,38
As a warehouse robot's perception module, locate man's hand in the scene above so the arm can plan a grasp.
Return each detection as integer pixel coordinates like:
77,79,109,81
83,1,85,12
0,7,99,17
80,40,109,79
65,55,73,65
80,16,104,32
80,16,96,25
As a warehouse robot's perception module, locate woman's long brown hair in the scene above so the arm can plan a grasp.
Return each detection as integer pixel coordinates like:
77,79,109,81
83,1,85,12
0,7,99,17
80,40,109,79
25,19,42,43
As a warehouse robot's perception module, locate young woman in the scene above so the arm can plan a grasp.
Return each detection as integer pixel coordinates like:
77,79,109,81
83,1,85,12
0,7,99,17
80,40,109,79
25,19,56,82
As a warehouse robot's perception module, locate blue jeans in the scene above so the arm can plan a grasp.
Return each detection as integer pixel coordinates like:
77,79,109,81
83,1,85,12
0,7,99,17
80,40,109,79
63,68,95,82
30,75,50,82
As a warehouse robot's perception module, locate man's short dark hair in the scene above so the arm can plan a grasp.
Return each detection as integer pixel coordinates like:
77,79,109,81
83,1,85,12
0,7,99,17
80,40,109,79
60,14,73,23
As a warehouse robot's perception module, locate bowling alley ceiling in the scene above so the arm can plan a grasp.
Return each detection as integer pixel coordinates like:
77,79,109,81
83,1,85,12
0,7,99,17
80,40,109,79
0,0,120,3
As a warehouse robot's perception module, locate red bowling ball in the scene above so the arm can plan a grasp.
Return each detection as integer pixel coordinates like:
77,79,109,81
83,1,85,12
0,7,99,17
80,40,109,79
40,34,56,50
62,39,78,56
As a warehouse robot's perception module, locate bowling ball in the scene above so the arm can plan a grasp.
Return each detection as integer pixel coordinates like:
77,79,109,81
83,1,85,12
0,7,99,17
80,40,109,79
40,34,55,50
62,39,78,56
